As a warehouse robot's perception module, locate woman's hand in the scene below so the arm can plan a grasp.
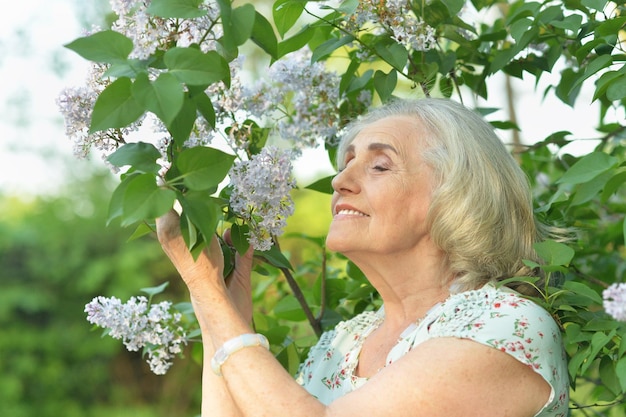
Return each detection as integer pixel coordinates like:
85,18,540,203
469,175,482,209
156,209,254,322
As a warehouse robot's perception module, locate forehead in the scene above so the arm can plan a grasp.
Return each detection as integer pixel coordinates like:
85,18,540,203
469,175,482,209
346,115,426,153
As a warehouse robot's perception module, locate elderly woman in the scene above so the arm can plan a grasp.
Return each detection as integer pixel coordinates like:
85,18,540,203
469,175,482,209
157,98,569,417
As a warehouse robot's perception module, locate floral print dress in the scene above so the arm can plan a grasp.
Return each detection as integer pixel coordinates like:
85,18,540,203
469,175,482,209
295,284,569,416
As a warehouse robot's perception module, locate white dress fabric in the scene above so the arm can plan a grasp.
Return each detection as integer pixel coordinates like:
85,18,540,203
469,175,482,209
296,284,569,416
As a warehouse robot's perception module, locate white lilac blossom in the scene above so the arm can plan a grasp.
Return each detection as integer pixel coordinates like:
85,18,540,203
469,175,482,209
109,0,221,59
85,295,188,375
603,283,626,322
56,63,144,165
244,49,354,152
228,146,297,251
335,0,437,53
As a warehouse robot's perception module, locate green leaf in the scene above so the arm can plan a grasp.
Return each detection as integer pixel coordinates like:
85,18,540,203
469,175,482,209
176,147,236,191
190,90,216,128
332,0,359,14
622,218,626,252
606,74,626,101
549,13,583,32
140,281,169,298
581,0,608,11
374,42,408,70
132,72,184,127
230,223,250,255
273,0,306,37
180,211,199,251
275,339,301,375
127,222,154,241
441,0,465,15
617,356,626,392
215,0,239,60
510,18,532,43
569,55,613,95
121,174,177,226
593,70,625,102
555,68,582,106
581,330,615,375
147,0,207,18
311,35,355,62
273,295,306,321
178,192,222,242
570,170,613,206
277,25,316,58
568,346,590,381
104,59,148,78
599,355,622,396
90,77,145,133
107,142,162,173
305,175,334,195
414,0,453,27
169,95,198,145
563,281,603,305
601,168,626,201
231,4,256,45
534,240,574,266
374,69,398,103
251,10,278,59
257,244,293,270
64,30,133,63
107,173,140,224
596,16,626,38
557,151,618,185
164,48,230,86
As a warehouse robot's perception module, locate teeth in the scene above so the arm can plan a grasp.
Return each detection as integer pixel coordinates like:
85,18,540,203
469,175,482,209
337,209,368,216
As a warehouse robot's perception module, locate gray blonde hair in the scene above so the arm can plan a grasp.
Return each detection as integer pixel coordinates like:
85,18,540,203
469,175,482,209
337,98,554,294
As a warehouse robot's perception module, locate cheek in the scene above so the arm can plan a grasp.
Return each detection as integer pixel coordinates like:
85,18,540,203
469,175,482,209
330,192,339,215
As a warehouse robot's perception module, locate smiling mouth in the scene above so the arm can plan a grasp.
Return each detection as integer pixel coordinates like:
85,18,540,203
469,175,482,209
336,209,369,217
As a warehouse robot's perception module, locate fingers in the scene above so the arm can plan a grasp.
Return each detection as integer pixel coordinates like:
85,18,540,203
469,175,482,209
156,209,182,244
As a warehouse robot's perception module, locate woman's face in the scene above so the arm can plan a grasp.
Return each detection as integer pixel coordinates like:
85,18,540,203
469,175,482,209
326,115,436,258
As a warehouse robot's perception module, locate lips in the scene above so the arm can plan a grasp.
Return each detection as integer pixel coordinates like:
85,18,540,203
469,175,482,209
334,204,369,217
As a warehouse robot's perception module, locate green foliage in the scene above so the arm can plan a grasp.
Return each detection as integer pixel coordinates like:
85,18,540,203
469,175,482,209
0,173,202,417
60,0,626,414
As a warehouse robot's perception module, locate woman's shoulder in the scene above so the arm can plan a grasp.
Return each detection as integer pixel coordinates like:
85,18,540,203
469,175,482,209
431,283,558,334
427,283,565,374
425,284,569,416
427,283,565,368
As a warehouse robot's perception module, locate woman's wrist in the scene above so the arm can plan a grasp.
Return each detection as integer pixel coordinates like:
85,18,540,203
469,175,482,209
211,333,270,376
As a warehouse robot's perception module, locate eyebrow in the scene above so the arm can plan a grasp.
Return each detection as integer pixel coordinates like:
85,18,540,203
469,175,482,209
345,142,399,155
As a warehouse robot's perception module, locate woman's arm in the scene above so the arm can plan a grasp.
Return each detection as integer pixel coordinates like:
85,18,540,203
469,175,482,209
157,211,551,417
158,210,254,417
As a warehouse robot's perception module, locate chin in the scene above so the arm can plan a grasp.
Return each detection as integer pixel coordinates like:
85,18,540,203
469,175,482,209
324,234,347,253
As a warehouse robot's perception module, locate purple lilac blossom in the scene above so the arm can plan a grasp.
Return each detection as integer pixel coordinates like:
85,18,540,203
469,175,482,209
228,146,296,251
85,295,188,375
603,283,626,322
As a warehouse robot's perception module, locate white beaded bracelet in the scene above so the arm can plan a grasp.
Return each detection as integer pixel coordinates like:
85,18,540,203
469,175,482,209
211,333,270,376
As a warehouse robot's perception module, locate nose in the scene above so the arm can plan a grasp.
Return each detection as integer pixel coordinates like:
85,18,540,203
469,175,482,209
331,164,360,195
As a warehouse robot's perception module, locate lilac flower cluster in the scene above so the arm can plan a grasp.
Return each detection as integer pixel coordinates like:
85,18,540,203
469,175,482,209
109,0,221,59
336,0,437,54
56,63,145,167
56,0,223,165
228,146,297,251
244,49,360,152
603,283,626,322
85,295,188,375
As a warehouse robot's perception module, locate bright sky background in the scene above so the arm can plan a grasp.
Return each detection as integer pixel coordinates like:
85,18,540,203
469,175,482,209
0,0,608,197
